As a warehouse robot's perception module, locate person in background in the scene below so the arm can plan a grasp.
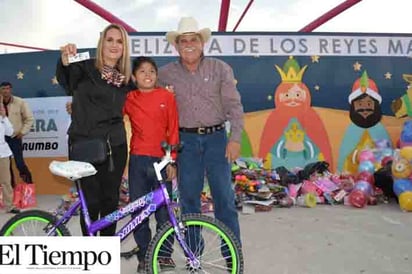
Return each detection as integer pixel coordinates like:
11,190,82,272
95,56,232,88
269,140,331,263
0,82,34,187
123,56,179,273
0,94,20,214
56,23,131,236
159,17,244,264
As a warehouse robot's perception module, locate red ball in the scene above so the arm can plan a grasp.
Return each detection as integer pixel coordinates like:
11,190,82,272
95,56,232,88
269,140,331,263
381,156,393,167
349,189,367,208
356,171,375,185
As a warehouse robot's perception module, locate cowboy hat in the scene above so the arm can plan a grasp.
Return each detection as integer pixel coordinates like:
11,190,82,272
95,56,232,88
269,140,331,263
166,17,211,46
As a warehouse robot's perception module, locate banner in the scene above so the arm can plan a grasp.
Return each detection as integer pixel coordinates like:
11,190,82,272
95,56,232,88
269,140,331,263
22,96,71,158
0,237,120,274
129,33,412,57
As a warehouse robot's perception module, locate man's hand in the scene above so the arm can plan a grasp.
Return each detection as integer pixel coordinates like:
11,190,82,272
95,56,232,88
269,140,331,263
66,101,72,115
166,164,177,181
15,132,24,139
225,141,241,163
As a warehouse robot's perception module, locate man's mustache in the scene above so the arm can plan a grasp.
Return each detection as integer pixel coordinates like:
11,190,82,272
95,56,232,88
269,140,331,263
356,108,374,113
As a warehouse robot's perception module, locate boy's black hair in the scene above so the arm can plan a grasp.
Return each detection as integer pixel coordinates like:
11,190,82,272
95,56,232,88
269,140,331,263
132,56,158,74
0,82,12,88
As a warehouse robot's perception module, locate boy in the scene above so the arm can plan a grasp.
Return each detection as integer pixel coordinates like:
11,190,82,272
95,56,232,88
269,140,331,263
123,56,179,272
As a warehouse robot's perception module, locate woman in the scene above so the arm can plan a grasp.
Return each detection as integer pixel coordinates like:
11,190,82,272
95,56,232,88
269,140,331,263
56,24,131,236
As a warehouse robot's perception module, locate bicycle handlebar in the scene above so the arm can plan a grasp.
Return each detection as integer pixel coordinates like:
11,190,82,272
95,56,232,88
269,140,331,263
154,141,183,181
160,141,183,154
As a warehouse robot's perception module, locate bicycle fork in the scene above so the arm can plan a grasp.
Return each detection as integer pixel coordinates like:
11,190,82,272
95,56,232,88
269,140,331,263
163,183,202,269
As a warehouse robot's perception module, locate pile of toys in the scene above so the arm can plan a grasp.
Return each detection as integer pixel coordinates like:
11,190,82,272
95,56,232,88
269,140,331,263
229,142,396,213
389,120,412,212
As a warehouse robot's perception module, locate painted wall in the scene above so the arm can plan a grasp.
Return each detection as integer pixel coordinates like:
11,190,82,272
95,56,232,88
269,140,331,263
1,32,411,194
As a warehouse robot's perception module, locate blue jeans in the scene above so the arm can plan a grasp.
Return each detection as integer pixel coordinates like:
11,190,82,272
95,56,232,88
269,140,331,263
128,155,173,260
178,130,241,243
6,136,32,184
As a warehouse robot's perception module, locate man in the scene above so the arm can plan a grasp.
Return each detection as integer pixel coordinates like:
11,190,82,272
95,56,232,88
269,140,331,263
0,94,20,214
0,82,34,185
158,17,244,244
338,71,391,173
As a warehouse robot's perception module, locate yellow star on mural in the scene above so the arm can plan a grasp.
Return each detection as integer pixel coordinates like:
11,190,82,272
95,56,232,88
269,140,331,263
36,65,41,70
384,72,392,79
311,55,320,63
353,61,362,71
314,85,320,91
16,71,24,79
51,76,59,85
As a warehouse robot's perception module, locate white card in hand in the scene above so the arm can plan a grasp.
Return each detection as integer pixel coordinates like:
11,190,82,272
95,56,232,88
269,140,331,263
68,51,90,63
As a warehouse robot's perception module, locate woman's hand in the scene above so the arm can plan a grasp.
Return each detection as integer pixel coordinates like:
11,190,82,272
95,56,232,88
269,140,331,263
166,164,177,181
66,101,72,115
60,43,77,66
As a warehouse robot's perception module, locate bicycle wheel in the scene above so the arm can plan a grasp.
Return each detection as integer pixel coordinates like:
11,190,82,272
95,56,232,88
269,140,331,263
146,213,244,273
0,210,71,236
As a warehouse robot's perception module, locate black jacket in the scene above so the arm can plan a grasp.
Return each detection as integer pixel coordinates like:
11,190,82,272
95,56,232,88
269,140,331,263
56,59,130,146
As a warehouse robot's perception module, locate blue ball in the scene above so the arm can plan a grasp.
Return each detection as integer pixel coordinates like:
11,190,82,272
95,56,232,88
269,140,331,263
393,179,412,197
358,160,375,173
381,148,393,158
354,180,373,196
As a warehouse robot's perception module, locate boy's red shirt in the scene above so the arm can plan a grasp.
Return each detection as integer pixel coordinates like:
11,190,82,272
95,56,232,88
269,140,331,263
123,87,179,159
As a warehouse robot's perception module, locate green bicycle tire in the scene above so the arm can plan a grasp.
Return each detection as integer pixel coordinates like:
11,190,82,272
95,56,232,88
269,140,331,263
0,210,71,236
145,213,244,273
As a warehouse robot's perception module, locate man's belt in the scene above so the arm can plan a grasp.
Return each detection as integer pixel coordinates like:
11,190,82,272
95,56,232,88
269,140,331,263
179,123,225,135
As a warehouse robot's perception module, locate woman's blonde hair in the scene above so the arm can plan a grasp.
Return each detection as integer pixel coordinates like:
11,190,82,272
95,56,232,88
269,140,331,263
95,23,131,84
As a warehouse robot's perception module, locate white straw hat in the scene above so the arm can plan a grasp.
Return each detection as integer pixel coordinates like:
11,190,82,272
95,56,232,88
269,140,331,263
166,17,211,46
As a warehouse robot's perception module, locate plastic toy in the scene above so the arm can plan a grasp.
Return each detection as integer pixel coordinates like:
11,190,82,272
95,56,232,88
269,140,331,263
348,180,373,208
348,189,367,208
393,178,412,197
356,171,375,185
358,160,375,174
398,191,412,211
296,193,317,208
391,158,412,179
358,149,375,163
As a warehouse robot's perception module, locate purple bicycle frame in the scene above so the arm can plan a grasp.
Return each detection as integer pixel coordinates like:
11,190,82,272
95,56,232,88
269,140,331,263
48,179,199,262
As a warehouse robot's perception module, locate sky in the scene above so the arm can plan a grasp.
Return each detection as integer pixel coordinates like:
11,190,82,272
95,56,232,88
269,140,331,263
0,0,411,54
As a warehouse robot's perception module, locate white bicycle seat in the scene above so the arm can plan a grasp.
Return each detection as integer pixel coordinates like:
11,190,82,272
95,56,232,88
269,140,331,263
49,160,97,181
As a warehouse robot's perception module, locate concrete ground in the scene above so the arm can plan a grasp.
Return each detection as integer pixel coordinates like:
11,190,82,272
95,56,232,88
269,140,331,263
1,195,411,274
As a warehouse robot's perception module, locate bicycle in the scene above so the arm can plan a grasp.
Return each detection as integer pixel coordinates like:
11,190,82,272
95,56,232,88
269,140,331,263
0,142,244,273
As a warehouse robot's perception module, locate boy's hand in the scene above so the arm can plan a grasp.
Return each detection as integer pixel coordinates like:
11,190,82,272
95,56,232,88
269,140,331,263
166,164,177,181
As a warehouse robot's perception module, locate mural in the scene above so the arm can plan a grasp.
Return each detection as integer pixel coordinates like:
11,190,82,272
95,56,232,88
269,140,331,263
258,56,332,170
338,71,391,173
0,32,411,194
392,74,412,118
